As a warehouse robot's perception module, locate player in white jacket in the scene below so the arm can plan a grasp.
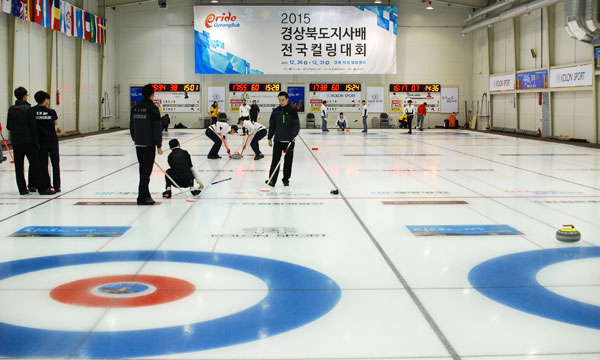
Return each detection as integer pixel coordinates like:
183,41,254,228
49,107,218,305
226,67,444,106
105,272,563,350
238,118,267,160
205,122,238,159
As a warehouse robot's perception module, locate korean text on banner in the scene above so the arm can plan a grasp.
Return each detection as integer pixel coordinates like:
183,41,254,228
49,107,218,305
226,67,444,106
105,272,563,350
193,6,397,74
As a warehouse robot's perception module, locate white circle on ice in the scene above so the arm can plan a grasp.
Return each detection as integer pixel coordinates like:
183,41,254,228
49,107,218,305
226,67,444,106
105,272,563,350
536,257,600,307
0,261,268,331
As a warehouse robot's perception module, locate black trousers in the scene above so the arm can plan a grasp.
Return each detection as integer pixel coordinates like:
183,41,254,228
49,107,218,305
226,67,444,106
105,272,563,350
136,146,156,201
210,117,217,125
250,129,267,155
268,141,294,184
165,169,193,189
250,114,258,123
39,143,60,190
13,143,43,193
205,129,222,157
407,115,414,132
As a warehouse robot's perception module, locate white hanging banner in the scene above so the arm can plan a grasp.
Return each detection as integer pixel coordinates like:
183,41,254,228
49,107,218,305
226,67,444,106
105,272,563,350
489,74,515,92
207,86,226,114
194,6,397,74
367,86,384,113
440,87,458,113
389,92,440,113
229,92,279,112
309,92,362,113
549,64,593,88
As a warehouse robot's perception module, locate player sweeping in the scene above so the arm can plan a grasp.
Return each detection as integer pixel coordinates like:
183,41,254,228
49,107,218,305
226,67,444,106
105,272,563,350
238,118,267,160
162,139,204,198
205,121,238,159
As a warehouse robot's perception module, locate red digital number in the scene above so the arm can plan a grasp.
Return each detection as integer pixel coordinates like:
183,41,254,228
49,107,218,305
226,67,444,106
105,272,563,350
320,84,328,91
251,84,259,91
331,84,340,92
170,84,178,92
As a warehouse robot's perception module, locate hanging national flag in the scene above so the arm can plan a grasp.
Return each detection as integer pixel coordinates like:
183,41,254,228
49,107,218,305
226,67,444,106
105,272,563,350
42,0,52,28
84,11,91,41
1,0,11,14
17,0,29,20
52,0,60,31
89,13,96,43
28,0,36,22
31,0,42,24
61,2,73,36
75,6,83,38
95,16,102,44
102,17,106,44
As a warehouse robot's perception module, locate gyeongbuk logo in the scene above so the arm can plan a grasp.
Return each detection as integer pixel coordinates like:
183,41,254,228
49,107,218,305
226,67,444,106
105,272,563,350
205,12,240,28
212,226,326,238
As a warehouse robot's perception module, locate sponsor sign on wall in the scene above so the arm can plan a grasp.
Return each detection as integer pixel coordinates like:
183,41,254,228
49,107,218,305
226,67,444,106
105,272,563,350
130,85,201,113
489,74,515,92
440,87,459,113
207,86,226,113
516,70,548,90
194,6,397,74
549,64,593,88
366,86,384,113
309,91,362,113
389,92,440,113
287,86,306,113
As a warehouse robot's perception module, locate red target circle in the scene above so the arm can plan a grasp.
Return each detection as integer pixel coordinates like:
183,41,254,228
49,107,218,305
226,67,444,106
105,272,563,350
50,275,195,307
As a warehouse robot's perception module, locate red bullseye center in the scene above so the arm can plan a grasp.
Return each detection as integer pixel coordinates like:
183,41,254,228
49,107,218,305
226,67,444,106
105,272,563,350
50,275,195,307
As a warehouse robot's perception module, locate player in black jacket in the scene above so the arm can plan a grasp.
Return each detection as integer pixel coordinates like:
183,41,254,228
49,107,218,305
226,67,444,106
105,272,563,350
266,91,300,187
130,84,163,205
31,91,61,192
162,139,204,198
6,87,54,195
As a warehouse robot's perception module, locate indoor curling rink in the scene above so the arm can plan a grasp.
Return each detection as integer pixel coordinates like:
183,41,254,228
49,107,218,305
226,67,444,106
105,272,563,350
0,128,599,360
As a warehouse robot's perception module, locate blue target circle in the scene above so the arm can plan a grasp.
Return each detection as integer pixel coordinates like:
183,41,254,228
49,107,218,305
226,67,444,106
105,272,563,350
469,246,600,330
99,282,149,294
0,251,341,358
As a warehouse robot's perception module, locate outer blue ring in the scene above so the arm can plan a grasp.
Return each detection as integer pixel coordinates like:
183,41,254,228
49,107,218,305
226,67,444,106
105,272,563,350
0,251,341,358
469,247,600,330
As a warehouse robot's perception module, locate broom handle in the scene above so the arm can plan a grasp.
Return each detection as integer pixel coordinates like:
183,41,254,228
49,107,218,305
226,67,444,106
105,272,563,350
267,139,294,185
0,133,15,162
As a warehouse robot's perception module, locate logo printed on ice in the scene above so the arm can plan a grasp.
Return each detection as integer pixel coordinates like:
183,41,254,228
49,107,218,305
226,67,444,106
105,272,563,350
205,12,239,28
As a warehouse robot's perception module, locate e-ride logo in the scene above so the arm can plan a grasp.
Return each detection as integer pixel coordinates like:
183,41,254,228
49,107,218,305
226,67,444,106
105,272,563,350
205,12,240,28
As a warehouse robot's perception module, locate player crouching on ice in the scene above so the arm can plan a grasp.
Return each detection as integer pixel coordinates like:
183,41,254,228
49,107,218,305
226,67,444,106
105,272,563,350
162,139,204,198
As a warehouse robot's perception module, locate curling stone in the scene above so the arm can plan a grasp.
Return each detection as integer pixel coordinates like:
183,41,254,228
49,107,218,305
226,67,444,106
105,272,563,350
556,225,581,243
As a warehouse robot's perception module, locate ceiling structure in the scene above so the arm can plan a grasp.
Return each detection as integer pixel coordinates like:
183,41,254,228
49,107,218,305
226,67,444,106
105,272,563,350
101,0,489,12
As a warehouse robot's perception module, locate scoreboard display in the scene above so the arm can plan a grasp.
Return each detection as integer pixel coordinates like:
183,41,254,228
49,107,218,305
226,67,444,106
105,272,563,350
229,83,281,92
389,83,441,113
151,84,200,92
131,84,201,113
229,84,281,112
309,83,362,112
310,83,361,92
389,84,440,93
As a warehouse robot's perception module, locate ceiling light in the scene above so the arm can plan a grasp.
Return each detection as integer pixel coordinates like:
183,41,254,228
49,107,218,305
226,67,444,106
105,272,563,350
374,0,382,3
211,0,218,3
426,1,434,10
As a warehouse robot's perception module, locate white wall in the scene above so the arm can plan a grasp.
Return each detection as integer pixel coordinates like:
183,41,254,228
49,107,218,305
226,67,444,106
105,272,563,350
114,0,472,129
0,13,10,143
1,0,106,140
484,1,597,142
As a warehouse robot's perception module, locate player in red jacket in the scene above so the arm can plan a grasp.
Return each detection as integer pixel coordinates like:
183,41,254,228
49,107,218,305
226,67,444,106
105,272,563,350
416,102,427,131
